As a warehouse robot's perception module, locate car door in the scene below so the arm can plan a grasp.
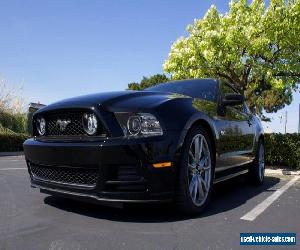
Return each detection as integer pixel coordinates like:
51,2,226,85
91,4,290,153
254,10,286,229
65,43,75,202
215,81,255,170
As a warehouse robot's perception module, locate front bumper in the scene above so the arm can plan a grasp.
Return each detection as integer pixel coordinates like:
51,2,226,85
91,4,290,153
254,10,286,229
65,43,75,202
23,133,181,203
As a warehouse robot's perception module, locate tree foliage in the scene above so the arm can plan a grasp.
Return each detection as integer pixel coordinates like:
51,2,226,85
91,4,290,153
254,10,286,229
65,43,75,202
0,77,27,134
127,74,169,90
163,0,300,114
0,77,25,114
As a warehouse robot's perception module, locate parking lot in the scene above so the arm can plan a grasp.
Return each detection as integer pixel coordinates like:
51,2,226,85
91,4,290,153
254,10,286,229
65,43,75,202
0,155,299,250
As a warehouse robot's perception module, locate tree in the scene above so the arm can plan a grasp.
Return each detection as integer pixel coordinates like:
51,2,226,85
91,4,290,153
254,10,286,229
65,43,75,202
127,74,169,90
163,0,300,115
0,77,24,114
0,77,27,134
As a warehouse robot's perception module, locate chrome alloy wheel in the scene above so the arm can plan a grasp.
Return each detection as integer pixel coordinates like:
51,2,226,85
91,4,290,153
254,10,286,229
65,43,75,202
258,144,265,181
187,134,211,206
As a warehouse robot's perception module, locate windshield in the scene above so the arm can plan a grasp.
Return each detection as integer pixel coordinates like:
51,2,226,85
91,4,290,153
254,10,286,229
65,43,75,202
145,79,217,102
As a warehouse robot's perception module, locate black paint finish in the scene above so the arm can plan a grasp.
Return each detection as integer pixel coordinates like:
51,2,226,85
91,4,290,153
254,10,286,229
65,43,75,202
23,78,264,203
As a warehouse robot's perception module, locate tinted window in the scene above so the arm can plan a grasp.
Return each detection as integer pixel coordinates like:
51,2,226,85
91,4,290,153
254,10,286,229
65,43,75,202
145,79,217,101
221,82,237,96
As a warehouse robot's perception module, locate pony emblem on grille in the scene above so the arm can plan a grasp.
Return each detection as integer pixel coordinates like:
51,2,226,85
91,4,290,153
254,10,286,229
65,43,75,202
56,119,71,131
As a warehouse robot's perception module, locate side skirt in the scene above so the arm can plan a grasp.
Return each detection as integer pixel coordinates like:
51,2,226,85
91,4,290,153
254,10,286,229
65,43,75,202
213,164,250,184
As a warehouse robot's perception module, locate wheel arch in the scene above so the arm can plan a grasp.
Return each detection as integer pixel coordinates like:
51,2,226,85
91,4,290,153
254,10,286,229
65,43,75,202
189,120,216,161
254,128,264,152
258,134,264,143
176,115,218,166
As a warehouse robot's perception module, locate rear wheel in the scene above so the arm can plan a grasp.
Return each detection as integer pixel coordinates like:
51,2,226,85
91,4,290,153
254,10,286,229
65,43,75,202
175,125,214,215
248,139,265,185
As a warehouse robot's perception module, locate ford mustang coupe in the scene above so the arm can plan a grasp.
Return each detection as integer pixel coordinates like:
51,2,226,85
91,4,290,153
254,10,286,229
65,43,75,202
23,79,264,214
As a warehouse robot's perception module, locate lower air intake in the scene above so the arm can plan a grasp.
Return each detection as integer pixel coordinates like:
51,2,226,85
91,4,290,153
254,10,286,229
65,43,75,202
29,163,99,187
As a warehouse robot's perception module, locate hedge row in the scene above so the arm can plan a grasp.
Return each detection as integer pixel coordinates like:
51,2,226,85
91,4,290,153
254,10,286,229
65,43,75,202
265,133,300,170
0,131,299,169
0,132,29,152
0,111,27,134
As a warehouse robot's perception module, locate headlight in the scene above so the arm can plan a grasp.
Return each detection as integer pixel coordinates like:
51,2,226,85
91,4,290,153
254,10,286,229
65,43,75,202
115,113,163,137
127,115,142,135
82,113,98,135
36,117,46,135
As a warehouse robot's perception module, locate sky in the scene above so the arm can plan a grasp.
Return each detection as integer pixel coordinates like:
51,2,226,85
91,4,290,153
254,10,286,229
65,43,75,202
0,0,299,133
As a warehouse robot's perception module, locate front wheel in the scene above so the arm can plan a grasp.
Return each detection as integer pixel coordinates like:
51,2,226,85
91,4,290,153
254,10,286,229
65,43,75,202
175,125,215,215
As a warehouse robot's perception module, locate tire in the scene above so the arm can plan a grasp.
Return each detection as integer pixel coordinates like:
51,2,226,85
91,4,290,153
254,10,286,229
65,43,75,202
248,139,265,185
175,125,215,215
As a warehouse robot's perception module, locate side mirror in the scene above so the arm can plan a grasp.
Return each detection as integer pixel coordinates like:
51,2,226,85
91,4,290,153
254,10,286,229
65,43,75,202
222,93,244,106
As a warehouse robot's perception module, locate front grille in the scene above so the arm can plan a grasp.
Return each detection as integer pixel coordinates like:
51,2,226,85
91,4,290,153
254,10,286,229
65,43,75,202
30,163,99,187
46,112,86,136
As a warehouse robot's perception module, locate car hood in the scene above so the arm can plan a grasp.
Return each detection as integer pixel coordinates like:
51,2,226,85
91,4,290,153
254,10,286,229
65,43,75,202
36,90,191,114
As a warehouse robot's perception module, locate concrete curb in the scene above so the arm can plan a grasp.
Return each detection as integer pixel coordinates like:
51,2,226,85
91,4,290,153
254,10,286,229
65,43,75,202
0,152,24,157
266,168,300,176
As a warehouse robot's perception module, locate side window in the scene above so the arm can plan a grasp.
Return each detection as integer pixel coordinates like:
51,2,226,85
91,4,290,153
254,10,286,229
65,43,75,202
221,82,234,95
220,81,248,114
192,80,218,102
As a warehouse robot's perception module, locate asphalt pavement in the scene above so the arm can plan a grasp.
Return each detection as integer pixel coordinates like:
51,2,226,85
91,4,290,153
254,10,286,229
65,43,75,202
0,155,299,250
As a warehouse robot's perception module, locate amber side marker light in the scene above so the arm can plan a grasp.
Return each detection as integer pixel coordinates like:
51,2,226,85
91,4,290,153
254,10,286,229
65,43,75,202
152,162,172,168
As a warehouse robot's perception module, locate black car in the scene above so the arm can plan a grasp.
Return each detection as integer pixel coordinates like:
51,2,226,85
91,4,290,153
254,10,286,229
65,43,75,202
23,78,265,214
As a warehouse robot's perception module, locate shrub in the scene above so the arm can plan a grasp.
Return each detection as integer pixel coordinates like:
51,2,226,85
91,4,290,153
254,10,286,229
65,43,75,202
0,132,29,152
0,128,298,169
0,111,27,134
265,133,300,170
0,123,13,133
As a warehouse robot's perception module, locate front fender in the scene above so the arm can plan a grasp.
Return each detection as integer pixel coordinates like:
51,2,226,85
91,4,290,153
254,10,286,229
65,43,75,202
177,112,218,152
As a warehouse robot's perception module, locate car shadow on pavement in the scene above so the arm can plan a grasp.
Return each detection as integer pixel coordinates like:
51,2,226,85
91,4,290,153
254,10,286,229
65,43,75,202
203,175,280,217
44,175,280,223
